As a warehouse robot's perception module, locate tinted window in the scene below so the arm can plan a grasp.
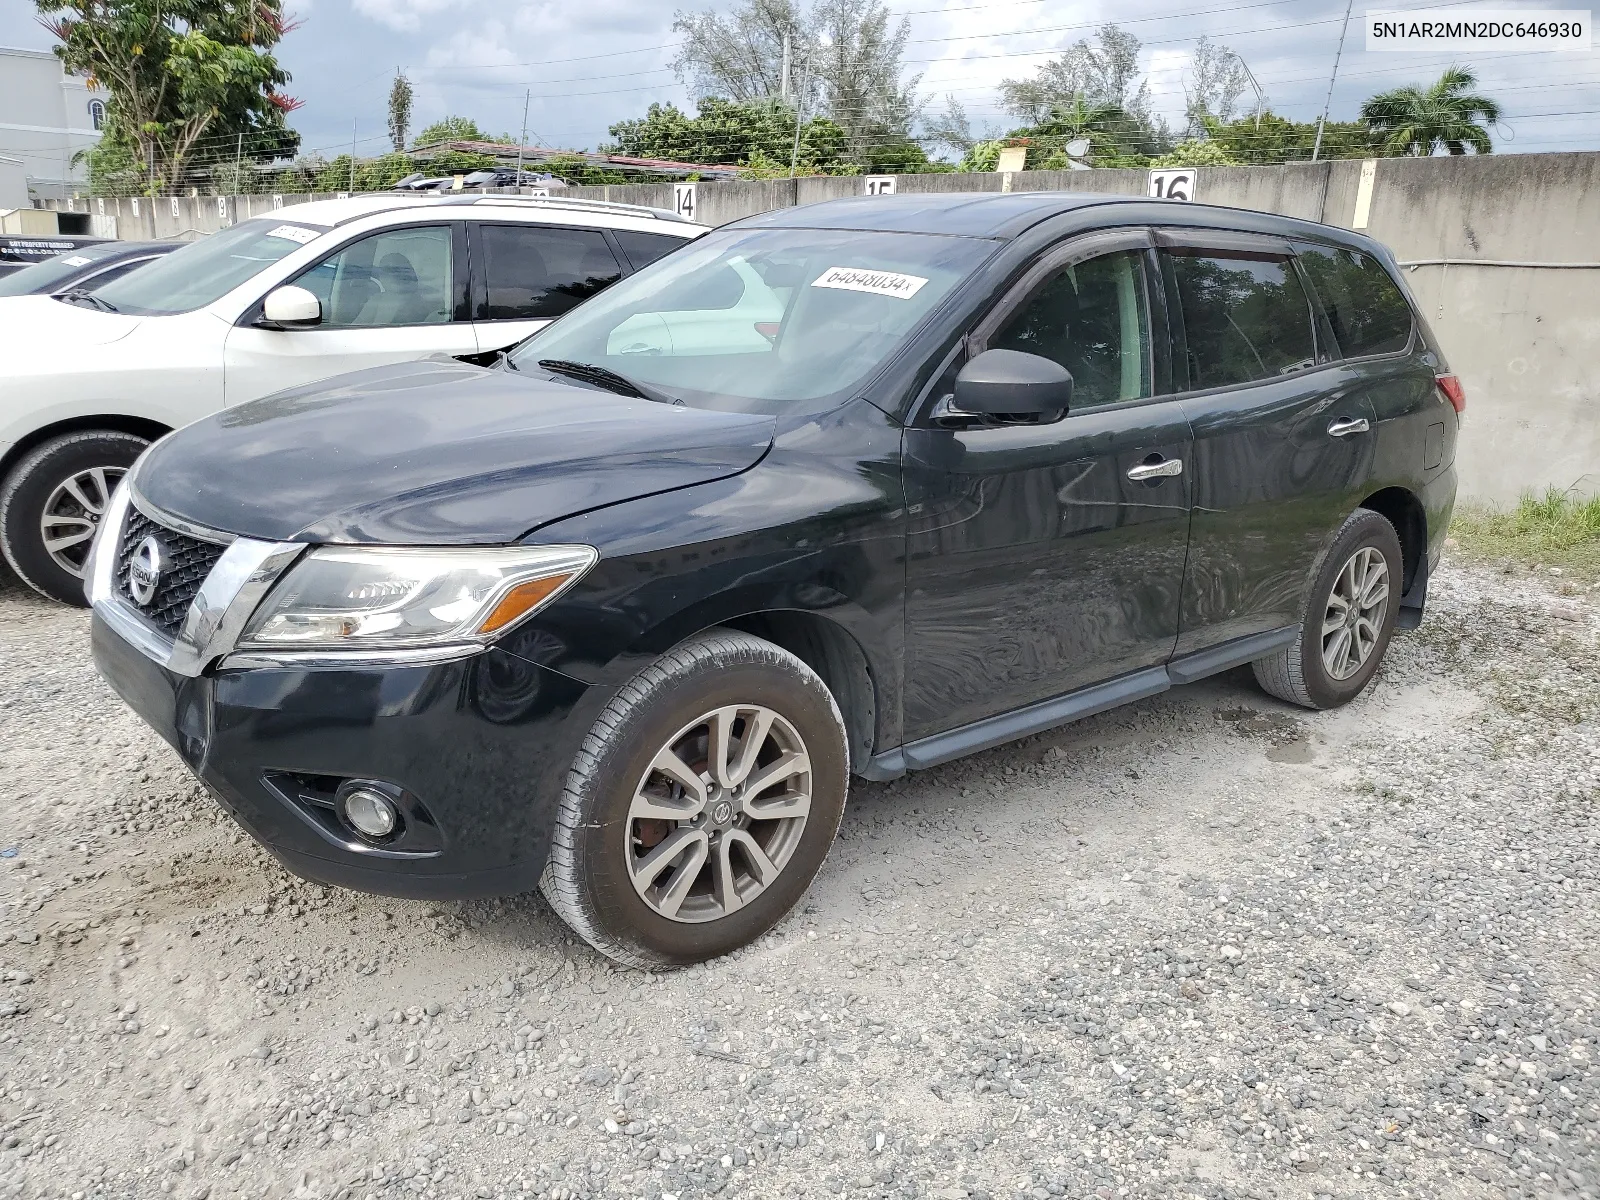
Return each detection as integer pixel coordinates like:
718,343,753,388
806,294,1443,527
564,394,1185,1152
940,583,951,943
481,225,622,320
615,229,691,271
1295,242,1414,358
1169,249,1318,390
295,225,454,327
990,249,1151,408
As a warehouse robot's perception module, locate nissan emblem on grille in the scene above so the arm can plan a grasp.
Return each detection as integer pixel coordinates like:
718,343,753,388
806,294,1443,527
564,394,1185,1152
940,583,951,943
127,535,165,606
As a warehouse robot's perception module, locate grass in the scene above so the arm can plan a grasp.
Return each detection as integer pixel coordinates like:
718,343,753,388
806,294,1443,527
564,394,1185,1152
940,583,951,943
1450,486,1600,580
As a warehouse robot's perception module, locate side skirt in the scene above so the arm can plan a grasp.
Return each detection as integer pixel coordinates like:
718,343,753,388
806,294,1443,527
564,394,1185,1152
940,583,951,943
862,625,1297,781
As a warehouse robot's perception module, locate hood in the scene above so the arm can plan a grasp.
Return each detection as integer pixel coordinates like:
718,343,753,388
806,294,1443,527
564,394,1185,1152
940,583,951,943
0,294,142,348
134,359,776,544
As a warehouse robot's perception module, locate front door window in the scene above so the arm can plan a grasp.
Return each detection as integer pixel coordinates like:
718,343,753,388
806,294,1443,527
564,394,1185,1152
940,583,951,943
295,226,455,327
989,249,1152,408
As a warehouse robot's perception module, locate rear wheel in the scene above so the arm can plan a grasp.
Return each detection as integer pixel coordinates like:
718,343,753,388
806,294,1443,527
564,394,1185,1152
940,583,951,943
0,431,148,605
540,630,849,968
1253,507,1403,709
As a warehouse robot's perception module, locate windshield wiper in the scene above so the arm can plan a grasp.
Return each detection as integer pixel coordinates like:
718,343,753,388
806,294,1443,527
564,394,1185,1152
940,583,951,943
56,288,118,313
537,359,677,405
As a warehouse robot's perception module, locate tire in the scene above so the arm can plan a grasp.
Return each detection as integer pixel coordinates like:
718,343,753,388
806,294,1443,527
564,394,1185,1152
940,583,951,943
540,630,849,969
0,431,149,606
1252,507,1403,710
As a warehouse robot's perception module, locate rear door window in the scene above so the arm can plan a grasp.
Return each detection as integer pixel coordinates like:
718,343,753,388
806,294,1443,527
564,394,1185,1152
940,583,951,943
1166,248,1319,390
479,224,623,320
1294,242,1415,358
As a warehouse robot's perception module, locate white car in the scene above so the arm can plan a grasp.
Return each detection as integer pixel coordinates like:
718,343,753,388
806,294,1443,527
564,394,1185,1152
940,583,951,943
0,193,706,604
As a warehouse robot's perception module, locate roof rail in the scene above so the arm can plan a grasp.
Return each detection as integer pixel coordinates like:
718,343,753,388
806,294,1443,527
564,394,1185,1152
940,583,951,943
424,192,692,223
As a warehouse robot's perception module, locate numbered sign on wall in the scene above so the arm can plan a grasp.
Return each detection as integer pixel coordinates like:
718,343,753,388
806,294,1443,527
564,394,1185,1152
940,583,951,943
673,183,697,221
864,176,896,196
1148,168,1196,202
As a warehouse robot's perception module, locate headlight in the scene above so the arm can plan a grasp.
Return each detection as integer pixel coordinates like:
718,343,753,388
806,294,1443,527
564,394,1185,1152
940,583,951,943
238,544,597,650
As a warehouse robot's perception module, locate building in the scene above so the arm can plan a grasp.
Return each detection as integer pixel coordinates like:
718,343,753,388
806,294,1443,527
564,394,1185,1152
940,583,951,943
0,46,103,202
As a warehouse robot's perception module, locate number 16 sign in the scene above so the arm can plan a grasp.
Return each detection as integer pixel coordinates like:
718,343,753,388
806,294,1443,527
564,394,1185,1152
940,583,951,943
1148,168,1196,202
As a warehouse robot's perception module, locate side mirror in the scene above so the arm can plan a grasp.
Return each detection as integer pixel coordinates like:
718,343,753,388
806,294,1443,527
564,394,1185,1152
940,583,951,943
259,285,322,329
949,348,1073,419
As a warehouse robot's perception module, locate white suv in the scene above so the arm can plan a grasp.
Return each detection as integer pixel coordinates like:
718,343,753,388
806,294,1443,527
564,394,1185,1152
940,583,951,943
0,193,706,603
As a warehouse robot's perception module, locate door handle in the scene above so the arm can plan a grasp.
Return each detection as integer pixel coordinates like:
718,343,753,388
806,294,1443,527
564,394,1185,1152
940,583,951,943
1127,458,1183,481
1327,416,1371,437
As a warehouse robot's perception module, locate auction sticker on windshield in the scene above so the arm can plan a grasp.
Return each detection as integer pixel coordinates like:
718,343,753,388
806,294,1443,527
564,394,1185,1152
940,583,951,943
811,266,929,299
265,225,321,244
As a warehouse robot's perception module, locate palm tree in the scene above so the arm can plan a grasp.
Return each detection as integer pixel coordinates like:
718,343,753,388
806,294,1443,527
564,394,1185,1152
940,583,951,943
1360,66,1501,155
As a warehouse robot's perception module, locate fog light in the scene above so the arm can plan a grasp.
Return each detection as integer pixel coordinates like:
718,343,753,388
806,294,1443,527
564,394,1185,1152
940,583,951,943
338,784,398,840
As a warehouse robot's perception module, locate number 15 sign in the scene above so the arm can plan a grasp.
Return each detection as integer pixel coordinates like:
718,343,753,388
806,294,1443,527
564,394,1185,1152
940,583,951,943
1148,168,1196,202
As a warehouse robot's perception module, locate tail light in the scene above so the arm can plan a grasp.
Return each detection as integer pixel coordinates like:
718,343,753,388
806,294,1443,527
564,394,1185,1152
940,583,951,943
754,321,781,341
1436,374,1466,414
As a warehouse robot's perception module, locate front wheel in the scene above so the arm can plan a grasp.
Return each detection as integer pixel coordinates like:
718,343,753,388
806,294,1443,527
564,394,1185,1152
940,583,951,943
0,430,149,605
540,630,849,968
1253,507,1403,710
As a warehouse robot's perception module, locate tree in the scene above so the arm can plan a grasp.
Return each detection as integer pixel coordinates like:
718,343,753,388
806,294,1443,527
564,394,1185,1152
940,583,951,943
672,0,807,103
670,0,922,169
1360,66,1501,155
605,97,848,173
811,0,921,165
387,70,413,154
39,0,302,194
1184,38,1250,138
413,115,492,147
998,25,1168,156
923,95,980,159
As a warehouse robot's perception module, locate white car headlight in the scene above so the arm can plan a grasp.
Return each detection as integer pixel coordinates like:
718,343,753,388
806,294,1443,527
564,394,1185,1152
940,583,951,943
238,545,597,650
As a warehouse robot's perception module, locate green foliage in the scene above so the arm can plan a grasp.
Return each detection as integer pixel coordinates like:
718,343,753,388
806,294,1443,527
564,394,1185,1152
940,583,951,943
413,115,495,147
1452,487,1600,579
606,97,851,174
1360,66,1501,155
1149,138,1244,167
40,0,302,194
1208,112,1376,164
539,155,627,186
388,71,413,154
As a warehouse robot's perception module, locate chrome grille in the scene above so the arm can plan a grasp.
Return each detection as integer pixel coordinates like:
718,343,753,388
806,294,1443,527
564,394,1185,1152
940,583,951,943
114,510,226,637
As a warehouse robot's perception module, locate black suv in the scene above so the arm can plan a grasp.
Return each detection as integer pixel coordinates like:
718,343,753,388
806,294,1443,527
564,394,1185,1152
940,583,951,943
88,192,1460,967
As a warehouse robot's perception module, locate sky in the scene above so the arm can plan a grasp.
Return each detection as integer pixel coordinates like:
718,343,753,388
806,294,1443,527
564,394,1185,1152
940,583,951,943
5,0,1598,161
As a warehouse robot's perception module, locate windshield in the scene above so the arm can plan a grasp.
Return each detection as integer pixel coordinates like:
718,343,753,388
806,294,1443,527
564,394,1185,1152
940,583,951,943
0,244,124,297
90,218,329,315
508,226,996,412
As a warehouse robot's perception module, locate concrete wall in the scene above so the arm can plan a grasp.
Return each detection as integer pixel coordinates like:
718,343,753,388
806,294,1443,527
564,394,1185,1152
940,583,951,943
40,153,1600,502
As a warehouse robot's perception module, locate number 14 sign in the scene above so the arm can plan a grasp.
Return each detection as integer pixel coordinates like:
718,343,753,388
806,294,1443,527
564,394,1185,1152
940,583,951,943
1148,168,1196,202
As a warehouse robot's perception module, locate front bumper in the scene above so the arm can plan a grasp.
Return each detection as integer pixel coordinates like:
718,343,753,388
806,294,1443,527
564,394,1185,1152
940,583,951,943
85,481,597,900
92,608,592,899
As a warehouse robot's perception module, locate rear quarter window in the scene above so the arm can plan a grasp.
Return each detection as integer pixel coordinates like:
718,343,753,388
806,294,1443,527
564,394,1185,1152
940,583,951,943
1295,242,1415,358
614,229,692,271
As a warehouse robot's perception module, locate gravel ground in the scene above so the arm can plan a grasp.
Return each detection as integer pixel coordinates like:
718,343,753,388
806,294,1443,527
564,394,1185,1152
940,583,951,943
1,555,1598,1200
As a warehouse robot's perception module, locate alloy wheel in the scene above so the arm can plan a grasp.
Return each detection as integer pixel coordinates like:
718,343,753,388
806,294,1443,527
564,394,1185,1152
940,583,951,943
39,466,125,579
625,704,812,923
1321,546,1390,681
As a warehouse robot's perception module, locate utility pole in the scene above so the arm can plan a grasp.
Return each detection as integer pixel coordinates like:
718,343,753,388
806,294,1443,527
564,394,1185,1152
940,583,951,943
1312,0,1355,162
349,119,358,190
1240,60,1266,129
515,89,530,189
780,28,791,102
789,49,812,177
233,132,244,193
